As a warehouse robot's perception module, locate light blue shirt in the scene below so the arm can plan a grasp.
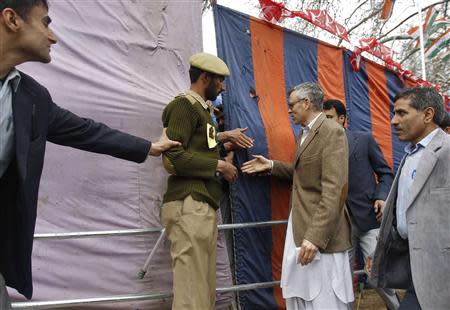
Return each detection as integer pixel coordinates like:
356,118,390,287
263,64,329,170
0,69,21,178
396,128,440,239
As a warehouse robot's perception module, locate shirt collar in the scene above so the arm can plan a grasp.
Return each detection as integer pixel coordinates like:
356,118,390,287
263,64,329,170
186,90,209,110
1,69,21,93
404,127,440,155
304,112,322,132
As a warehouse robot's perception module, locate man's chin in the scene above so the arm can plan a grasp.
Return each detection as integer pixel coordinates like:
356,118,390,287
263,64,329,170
31,53,52,64
395,133,407,141
42,55,52,63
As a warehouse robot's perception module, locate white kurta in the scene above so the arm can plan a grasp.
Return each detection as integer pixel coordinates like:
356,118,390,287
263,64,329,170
280,211,354,309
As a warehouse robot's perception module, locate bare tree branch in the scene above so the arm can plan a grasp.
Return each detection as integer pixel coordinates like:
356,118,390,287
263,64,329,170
400,47,420,64
380,35,413,43
344,0,368,26
338,7,382,46
377,1,447,40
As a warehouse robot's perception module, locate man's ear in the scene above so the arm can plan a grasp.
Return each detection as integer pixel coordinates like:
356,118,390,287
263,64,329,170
200,72,213,87
423,106,435,124
2,8,23,33
339,115,346,125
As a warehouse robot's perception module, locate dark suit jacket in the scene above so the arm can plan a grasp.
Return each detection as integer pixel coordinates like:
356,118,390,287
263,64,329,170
346,130,393,232
272,114,352,252
0,71,150,299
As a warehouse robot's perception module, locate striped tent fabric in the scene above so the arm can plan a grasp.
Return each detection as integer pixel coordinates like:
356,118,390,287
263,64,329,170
214,5,408,309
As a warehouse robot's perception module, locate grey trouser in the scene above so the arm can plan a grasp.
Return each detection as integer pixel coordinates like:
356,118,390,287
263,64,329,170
349,220,400,310
0,272,12,310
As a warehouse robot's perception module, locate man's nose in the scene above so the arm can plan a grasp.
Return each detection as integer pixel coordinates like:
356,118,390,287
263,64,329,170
391,115,397,125
49,29,58,44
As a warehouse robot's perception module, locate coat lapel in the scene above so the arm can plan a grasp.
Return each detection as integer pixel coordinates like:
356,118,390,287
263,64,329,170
405,131,444,211
295,113,325,166
12,83,34,180
293,129,303,164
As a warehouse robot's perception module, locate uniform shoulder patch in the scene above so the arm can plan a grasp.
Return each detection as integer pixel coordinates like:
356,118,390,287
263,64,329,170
175,93,198,106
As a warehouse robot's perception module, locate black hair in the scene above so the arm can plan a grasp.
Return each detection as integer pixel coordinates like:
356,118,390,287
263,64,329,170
440,113,450,130
1,0,48,20
323,99,346,119
189,66,224,84
394,87,445,125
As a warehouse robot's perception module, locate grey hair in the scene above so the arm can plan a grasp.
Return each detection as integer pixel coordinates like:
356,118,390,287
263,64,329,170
394,87,445,125
290,82,324,111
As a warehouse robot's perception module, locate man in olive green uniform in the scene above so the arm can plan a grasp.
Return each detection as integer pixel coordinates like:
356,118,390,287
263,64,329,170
161,53,239,310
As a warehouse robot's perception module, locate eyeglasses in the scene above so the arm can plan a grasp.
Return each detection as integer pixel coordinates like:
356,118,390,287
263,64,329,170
288,97,307,109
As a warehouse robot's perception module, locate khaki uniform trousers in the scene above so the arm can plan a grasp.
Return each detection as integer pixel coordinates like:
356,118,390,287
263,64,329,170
161,195,218,310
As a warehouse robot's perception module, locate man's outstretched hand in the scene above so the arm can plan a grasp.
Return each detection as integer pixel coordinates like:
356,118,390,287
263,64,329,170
241,155,271,174
219,127,254,149
149,128,181,157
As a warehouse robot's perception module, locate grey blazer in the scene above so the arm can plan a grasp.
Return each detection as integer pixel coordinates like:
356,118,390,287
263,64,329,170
371,129,450,310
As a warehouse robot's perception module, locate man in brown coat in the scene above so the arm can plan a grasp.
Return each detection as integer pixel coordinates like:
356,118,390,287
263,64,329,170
242,82,353,309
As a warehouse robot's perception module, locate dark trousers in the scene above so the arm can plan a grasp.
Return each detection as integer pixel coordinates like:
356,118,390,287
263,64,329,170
0,160,19,308
399,285,421,310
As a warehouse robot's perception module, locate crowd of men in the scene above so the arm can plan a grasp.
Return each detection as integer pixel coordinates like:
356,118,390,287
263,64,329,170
1,1,449,310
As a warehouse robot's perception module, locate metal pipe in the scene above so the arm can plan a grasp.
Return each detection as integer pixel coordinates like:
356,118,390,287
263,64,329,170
11,281,280,309
138,228,166,279
34,220,288,240
33,227,163,240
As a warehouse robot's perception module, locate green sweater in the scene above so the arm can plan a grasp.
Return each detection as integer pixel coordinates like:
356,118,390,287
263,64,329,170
161,93,222,209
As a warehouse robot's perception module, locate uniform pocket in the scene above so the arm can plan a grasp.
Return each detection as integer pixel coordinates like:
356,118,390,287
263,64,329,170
160,201,182,229
181,195,210,216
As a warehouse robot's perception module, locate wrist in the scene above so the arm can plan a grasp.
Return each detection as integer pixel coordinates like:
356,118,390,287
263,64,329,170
148,143,156,156
217,131,227,142
216,160,224,172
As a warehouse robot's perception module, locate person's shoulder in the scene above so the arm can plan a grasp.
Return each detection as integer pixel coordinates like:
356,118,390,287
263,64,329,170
322,117,343,133
165,93,193,109
163,93,200,120
18,71,47,92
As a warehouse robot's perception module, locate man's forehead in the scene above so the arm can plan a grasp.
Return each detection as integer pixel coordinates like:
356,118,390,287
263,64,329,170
29,3,50,17
394,97,412,108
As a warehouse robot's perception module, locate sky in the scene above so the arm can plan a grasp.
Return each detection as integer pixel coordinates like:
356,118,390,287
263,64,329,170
202,0,441,56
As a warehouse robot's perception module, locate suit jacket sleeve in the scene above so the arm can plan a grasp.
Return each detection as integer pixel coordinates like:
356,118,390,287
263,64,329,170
304,127,348,250
272,160,294,181
47,100,150,163
367,134,394,201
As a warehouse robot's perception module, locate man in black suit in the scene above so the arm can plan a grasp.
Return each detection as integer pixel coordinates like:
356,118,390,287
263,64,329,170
323,100,399,309
0,1,180,308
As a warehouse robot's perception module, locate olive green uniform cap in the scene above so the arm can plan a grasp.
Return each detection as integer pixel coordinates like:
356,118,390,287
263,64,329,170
189,52,230,76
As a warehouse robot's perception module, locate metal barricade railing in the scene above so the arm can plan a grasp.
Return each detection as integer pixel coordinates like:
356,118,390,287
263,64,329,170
33,220,289,240
12,220,367,309
12,281,281,309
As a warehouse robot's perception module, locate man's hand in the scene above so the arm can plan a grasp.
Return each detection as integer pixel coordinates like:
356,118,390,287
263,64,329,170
365,255,373,277
241,155,271,174
148,128,181,157
217,160,238,182
298,239,318,266
374,200,385,222
219,127,254,149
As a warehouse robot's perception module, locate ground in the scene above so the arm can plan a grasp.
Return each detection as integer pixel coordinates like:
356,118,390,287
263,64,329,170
354,288,405,310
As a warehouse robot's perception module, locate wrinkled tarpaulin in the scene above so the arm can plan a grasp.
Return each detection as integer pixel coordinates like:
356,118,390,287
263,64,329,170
214,5,407,309
9,1,232,309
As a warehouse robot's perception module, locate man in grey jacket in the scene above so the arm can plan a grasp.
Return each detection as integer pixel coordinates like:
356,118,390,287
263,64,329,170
367,87,450,310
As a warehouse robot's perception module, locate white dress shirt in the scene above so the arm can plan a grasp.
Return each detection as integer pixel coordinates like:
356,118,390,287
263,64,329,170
0,69,21,178
396,128,440,239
